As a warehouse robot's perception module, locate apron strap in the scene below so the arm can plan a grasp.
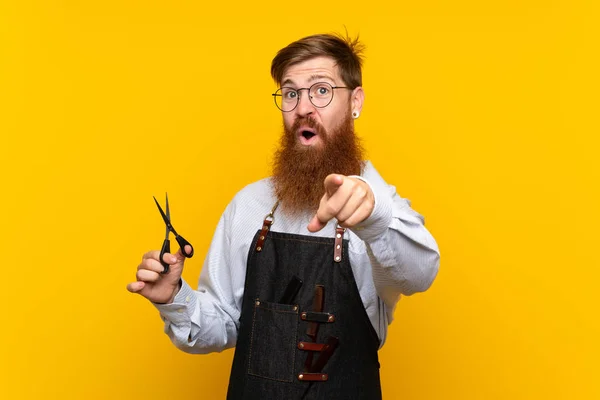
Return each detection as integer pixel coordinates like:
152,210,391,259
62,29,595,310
255,201,346,260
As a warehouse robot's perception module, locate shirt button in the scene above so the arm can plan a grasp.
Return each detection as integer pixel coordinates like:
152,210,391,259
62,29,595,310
177,308,185,313
185,296,191,303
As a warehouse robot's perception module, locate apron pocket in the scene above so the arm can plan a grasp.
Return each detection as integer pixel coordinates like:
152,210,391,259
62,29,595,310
248,298,299,382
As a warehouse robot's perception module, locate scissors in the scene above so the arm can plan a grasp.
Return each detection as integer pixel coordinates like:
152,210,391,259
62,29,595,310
153,193,194,274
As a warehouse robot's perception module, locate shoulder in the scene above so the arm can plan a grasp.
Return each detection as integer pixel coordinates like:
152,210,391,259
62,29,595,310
232,177,275,206
223,176,277,223
360,160,388,184
360,160,394,193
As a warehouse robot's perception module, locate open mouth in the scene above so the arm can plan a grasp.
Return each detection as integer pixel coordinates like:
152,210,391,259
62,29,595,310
299,129,318,145
302,130,316,140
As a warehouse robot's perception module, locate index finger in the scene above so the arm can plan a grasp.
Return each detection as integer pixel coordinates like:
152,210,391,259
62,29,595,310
142,250,161,261
323,174,344,197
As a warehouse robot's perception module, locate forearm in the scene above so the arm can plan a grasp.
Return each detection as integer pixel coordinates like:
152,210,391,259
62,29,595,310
353,169,440,306
365,212,440,296
153,207,244,354
154,279,239,354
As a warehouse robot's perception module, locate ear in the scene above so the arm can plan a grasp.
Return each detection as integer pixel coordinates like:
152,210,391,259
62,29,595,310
351,86,365,115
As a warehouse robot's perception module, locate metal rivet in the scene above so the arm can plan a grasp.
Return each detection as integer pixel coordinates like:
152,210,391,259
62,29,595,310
328,315,335,322
335,256,341,262
257,246,262,251
255,300,260,306
301,312,307,320
336,244,341,249
336,233,341,239
263,226,268,230
260,235,265,240
298,374,304,380
299,342,304,349
322,374,327,381
293,305,298,311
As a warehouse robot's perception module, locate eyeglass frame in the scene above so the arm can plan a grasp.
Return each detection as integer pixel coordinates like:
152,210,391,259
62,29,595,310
271,82,351,112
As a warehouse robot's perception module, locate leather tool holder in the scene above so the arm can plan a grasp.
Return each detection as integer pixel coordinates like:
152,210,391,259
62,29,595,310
304,285,324,370
298,285,338,381
297,336,339,381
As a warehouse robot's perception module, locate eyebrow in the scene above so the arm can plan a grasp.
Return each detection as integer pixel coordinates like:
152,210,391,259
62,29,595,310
308,74,335,83
281,74,336,88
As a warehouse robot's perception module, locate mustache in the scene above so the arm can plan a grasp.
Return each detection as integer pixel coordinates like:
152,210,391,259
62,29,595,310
290,116,326,136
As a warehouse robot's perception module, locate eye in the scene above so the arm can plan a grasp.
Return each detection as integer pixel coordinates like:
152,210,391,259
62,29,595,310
281,88,297,100
313,83,331,97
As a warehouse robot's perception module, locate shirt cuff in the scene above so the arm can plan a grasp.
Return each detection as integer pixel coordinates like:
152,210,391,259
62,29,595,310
153,279,197,324
348,175,393,242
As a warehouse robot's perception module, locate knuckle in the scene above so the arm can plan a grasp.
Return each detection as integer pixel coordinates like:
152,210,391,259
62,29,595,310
354,184,366,198
324,203,338,217
343,216,358,228
140,258,152,270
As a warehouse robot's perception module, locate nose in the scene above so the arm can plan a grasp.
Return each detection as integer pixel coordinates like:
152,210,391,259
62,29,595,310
295,89,315,117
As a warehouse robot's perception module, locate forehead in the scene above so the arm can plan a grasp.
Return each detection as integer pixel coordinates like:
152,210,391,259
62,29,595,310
281,56,342,86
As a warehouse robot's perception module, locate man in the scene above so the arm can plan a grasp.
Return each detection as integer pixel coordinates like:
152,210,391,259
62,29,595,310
127,33,440,399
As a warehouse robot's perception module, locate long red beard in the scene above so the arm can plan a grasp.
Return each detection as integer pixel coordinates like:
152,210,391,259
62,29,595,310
272,110,364,215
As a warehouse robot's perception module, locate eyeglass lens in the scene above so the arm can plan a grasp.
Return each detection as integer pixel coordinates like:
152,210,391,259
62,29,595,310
274,82,335,112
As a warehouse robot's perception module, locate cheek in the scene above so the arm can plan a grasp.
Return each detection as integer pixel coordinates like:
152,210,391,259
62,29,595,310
321,111,341,133
283,114,294,129
325,101,350,125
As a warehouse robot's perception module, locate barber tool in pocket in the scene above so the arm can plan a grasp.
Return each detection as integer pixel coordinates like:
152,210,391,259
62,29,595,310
304,285,324,369
279,275,303,304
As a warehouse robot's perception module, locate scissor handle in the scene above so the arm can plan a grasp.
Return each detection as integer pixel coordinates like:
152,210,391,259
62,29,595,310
159,239,171,274
176,235,194,258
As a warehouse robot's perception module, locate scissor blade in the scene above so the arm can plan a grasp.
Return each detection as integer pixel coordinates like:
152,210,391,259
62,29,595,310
165,193,172,237
165,192,170,221
153,196,172,239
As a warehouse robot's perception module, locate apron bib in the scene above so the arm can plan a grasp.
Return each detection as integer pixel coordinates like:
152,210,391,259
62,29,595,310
227,206,382,399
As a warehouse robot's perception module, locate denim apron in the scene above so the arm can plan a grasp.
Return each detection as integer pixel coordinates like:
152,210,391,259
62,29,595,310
227,206,382,399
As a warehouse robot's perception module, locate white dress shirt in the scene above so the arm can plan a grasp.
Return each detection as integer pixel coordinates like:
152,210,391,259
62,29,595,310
154,161,440,353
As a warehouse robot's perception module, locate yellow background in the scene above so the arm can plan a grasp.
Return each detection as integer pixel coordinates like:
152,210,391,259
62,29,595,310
1,1,598,399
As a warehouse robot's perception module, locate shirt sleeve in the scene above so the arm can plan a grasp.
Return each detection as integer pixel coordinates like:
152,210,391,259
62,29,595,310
350,163,441,310
153,204,241,354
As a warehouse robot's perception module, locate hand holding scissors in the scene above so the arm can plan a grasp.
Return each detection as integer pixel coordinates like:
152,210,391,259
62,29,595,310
126,194,194,303
153,193,194,274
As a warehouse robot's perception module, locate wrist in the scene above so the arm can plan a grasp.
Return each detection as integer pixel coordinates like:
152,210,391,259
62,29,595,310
167,279,182,304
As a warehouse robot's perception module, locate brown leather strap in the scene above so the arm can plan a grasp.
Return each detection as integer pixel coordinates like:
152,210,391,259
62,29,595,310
306,285,324,337
255,202,279,252
305,285,325,370
334,227,345,262
297,372,328,382
309,336,339,373
298,341,327,351
301,311,335,323
254,218,272,252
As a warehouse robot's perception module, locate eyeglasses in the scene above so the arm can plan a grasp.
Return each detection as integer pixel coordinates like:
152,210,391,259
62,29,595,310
272,82,349,112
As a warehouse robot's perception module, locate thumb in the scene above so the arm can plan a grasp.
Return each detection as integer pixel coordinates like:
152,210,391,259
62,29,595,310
324,174,344,196
168,245,191,268
307,214,326,233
